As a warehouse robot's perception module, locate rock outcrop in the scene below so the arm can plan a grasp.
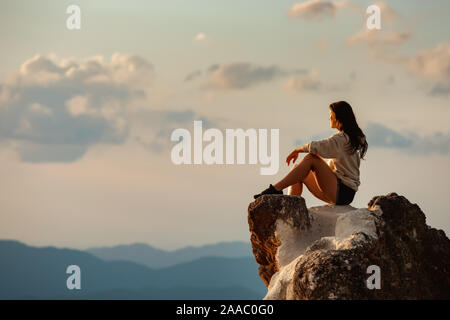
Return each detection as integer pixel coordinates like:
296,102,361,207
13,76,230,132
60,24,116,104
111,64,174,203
248,193,450,299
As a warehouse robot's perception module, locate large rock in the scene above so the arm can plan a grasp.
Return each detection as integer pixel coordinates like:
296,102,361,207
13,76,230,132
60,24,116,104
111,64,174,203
247,193,450,299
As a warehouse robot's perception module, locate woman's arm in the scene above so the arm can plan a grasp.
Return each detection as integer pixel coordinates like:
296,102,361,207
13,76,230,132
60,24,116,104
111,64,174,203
286,145,307,165
286,135,342,165
295,145,307,153
300,135,342,159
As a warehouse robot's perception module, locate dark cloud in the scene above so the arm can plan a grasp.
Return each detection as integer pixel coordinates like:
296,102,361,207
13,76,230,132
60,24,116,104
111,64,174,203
163,109,196,123
186,62,308,90
184,70,202,82
288,0,339,20
364,122,413,149
366,122,450,155
429,83,450,97
207,64,220,73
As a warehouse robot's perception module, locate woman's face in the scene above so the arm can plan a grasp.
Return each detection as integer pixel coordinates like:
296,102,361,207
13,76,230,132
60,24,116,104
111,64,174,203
329,109,340,130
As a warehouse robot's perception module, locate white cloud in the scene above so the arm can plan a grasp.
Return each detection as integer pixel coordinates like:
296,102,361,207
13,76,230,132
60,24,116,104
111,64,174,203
0,53,154,162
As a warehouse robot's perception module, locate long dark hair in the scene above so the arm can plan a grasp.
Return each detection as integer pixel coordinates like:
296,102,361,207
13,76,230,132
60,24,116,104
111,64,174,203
329,101,368,160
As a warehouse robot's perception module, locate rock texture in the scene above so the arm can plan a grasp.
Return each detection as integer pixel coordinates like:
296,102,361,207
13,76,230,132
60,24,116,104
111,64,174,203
247,193,450,299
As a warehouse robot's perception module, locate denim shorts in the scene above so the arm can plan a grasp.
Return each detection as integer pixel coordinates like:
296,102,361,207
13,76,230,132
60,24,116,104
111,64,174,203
336,177,356,205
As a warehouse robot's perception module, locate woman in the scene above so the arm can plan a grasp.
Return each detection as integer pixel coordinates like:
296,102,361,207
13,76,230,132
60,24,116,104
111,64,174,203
253,101,368,205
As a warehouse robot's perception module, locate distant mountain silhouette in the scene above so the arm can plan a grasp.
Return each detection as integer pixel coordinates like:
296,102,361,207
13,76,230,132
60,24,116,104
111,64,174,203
0,240,265,299
86,241,252,269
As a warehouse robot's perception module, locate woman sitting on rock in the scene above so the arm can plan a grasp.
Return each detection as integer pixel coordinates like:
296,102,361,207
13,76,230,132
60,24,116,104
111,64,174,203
254,101,368,206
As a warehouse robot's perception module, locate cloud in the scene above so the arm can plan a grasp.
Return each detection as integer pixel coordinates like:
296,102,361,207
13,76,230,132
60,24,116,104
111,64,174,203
406,42,450,82
365,122,450,155
0,53,154,162
288,0,339,19
346,1,409,49
364,122,413,149
289,0,403,23
284,70,352,93
295,122,450,156
206,63,306,90
184,70,202,82
288,0,355,20
347,29,410,47
372,0,401,24
345,2,450,97
373,42,450,97
430,83,450,97
406,42,450,96
285,75,322,91
186,62,308,90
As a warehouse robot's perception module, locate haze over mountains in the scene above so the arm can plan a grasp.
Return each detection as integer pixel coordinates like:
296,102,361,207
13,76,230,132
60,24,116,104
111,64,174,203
0,240,263,299
86,241,252,269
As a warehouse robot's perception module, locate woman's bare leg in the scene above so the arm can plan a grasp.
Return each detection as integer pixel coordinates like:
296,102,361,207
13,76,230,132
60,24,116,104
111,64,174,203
287,171,333,203
303,171,334,203
273,153,338,203
286,168,313,196
287,182,302,196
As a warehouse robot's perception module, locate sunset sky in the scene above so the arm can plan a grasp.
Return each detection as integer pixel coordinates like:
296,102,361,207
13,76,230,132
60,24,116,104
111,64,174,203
1,0,449,250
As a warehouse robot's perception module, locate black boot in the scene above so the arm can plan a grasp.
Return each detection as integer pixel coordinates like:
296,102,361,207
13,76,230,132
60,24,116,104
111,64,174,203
253,184,283,199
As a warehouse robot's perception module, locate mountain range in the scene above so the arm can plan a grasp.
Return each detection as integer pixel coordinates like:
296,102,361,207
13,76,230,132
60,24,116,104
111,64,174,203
86,241,252,269
0,240,264,299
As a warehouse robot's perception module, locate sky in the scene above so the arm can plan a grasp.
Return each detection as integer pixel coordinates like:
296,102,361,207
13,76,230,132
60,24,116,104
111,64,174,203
0,0,449,250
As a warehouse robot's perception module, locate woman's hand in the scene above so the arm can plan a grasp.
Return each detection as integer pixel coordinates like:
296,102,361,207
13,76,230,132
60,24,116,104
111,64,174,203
286,149,299,166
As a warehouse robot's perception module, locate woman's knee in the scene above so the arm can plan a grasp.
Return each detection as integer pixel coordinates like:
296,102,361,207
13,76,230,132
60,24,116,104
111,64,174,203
304,153,321,162
303,153,322,170
293,153,316,168
289,154,320,174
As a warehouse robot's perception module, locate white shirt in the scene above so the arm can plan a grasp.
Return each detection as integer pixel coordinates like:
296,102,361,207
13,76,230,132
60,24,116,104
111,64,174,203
301,132,361,191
